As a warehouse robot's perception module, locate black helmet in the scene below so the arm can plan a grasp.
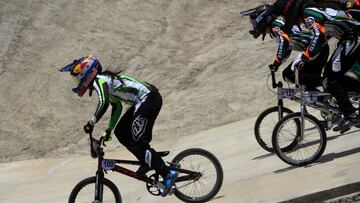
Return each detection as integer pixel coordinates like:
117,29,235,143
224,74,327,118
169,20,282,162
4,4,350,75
241,4,276,39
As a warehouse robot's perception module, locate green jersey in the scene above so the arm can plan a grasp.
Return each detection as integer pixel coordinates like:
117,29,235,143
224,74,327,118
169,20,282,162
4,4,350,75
89,74,154,130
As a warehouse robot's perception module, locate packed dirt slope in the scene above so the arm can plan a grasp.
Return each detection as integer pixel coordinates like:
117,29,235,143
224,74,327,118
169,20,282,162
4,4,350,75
0,0,279,161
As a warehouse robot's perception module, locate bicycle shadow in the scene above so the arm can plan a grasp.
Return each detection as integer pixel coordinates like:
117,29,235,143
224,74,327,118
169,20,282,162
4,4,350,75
252,153,275,160
252,131,351,161
271,129,360,174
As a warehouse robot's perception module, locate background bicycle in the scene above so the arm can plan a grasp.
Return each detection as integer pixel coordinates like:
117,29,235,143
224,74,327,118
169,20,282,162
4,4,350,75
271,67,360,166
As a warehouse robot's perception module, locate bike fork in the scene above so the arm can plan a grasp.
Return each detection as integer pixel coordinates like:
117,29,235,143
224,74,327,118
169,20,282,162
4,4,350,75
277,98,284,120
95,170,104,203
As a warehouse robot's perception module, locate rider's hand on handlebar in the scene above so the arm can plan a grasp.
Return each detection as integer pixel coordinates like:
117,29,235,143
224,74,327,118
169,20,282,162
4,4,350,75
269,64,279,72
102,129,112,146
84,122,94,134
291,54,305,71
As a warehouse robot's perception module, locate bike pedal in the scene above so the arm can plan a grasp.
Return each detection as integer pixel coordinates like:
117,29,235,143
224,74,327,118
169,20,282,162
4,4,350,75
154,181,165,190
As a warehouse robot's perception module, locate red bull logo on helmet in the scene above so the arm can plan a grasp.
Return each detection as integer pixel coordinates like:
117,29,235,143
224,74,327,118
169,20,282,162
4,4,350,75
78,68,98,97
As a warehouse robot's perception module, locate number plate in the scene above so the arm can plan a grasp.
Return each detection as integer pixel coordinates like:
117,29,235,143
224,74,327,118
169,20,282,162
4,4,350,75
304,92,318,103
101,160,116,171
279,88,295,99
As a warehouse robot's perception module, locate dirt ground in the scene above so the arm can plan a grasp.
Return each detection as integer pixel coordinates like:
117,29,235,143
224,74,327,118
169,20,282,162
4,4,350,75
0,0,285,162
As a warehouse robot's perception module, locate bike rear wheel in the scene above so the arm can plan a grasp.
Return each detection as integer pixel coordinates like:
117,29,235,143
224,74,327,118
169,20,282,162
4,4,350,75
172,148,223,203
272,113,327,166
254,106,294,152
68,176,122,203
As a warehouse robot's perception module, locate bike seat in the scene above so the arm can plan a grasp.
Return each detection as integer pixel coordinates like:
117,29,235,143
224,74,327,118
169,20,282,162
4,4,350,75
158,151,170,157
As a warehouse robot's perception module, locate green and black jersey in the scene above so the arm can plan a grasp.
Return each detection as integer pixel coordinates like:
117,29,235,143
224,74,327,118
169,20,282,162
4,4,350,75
89,74,153,130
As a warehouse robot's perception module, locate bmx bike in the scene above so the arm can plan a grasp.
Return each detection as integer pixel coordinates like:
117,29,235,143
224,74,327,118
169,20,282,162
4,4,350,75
271,66,360,166
68,133,223,203
254,66,297,153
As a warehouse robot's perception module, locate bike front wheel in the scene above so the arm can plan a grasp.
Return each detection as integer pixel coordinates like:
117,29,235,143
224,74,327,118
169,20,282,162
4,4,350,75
171,148,223,203
272,113,327,166
68,176,122,203
254,106,294,152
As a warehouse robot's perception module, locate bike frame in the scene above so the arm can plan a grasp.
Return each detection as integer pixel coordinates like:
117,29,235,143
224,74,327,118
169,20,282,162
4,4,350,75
270,66,359,132
88,134,201,201
292,66,360,132
269,68,296,119
271,69,285,120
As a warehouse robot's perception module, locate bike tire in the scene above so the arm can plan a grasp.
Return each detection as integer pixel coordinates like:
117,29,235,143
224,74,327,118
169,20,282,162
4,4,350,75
272,113,327,166
68,176,122,203
172,148,223,203
254,106,294,152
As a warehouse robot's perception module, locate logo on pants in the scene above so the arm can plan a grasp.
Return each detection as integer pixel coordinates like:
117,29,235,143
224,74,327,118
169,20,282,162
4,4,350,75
132,116,148,141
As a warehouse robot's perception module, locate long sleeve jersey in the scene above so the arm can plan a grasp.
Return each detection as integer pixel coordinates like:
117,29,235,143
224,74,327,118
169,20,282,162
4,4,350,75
272,4,359,66
89,74,154,130
271,19,314,67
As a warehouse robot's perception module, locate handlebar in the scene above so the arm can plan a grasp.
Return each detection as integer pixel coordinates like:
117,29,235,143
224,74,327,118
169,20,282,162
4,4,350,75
268,65,283,89
87,133,105,158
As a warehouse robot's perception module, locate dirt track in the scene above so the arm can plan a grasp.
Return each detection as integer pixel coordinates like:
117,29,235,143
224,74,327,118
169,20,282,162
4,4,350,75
1,117,360,203
0,0,280,162
1,1,360,202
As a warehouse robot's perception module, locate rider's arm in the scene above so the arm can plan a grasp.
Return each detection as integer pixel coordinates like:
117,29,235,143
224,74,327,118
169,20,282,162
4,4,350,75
107,100,122,130
89,78,110,126
301,10,328,62
273,28,291,68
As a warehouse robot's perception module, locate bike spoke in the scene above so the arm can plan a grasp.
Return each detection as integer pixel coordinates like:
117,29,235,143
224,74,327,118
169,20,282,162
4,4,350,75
275,114,325,165
175,154,217,198
73,183,117,203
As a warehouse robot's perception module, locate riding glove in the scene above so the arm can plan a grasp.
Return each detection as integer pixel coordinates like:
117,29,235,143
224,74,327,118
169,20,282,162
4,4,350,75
291,53,305,71
84,122,94,134
269,64,279,72
104,129,112,142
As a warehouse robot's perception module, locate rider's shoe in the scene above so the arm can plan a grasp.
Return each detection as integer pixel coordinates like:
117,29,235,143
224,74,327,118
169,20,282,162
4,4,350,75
333,119,351,133
136,164,150,176
333,113,360,133
161,170,178,197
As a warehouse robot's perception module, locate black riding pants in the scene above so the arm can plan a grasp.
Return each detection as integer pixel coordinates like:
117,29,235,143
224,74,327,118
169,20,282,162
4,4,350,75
114,91,168,177
282,44,330,91
324,36,360,117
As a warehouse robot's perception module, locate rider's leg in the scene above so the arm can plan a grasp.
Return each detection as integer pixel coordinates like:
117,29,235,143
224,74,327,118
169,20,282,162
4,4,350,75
326,37,360,131
114,91,169,177
282,62,295,83
327,75,357,117
282,45,329,91
129,91,177,196
340,75,360,94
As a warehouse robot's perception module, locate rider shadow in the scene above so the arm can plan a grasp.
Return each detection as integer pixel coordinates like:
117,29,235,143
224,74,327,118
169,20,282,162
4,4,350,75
317,146,360,164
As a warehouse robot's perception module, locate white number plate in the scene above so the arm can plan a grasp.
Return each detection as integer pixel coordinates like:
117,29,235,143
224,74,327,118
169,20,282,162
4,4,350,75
304,92,318,103
280,89,295,99
101,160,116,171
